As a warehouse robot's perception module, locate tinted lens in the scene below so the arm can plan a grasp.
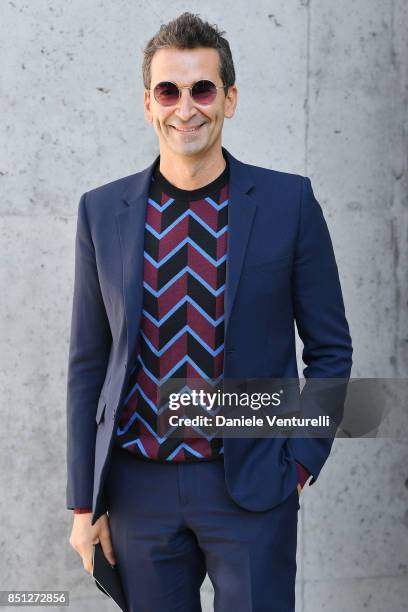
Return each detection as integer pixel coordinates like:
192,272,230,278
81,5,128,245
192,80,217,104
153,82,180,106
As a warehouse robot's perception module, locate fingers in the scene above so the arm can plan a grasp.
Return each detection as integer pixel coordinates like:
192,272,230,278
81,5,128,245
69,514,96,574
82,545,94,574
69,538,95,574
69,512,116,572
99,528,117,566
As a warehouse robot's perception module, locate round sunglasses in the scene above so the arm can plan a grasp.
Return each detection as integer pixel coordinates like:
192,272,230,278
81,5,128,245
149,80,228,107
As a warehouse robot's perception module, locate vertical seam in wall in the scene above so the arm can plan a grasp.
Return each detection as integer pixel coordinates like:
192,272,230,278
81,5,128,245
389,0,402,377
304,0,311,178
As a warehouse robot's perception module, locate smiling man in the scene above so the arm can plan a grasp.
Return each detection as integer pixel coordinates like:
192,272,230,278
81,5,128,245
145,45,230,186
67,11,353,612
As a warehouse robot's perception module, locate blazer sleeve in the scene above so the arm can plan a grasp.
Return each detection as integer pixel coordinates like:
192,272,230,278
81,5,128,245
66,192,112,510
289,177,353,485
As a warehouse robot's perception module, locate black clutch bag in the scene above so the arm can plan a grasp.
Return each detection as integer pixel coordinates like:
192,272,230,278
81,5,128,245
92,542,128,612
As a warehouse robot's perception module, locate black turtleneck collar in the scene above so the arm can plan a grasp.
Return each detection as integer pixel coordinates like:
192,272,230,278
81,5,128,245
151,152,229,200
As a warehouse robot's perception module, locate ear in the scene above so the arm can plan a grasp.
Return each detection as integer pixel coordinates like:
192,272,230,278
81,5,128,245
144,89,153,123
224,85,238,119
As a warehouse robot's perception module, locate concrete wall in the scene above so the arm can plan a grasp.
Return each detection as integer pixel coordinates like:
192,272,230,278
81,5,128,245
1,1,407,610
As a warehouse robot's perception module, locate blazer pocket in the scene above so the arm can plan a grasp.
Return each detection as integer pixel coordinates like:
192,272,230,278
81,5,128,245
96,395,107,425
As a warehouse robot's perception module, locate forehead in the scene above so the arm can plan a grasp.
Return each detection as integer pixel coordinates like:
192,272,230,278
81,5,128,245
150,47,221,85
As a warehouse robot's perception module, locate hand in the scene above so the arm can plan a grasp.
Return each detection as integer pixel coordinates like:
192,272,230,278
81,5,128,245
297,483,302,496
69,512,116,574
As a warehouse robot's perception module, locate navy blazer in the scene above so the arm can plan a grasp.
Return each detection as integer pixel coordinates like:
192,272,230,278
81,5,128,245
66,146,353,525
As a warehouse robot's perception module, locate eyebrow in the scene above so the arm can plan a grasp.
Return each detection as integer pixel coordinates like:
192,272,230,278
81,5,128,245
153,79,213,86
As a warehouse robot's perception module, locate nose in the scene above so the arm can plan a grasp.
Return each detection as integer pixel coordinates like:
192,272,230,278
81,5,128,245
174,87,197,121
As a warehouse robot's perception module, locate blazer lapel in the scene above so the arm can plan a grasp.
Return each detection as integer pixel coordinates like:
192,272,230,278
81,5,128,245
222,148,257,339
115,146,257,365
116,156,158,366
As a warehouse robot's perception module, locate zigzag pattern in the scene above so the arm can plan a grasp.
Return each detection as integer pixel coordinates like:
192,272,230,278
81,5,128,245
113,160,229,462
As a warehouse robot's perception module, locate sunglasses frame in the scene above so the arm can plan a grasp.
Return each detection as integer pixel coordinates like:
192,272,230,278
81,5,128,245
148,80,229,106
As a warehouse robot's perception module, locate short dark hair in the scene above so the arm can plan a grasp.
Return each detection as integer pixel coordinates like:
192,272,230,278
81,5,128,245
142,12,236,97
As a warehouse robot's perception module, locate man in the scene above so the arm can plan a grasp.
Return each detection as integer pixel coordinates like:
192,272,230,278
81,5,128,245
67,12,352,612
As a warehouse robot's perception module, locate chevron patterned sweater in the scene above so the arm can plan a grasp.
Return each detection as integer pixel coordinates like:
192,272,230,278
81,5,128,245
113,156,229,462
74,154,310,513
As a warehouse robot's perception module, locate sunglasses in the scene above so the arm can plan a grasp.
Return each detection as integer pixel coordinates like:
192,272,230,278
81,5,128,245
149,80,227,107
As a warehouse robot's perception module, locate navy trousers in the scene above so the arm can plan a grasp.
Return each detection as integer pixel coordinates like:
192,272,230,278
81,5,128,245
104,446,300,612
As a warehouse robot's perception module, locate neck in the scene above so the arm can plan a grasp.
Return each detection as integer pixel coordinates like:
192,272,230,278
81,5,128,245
158,145,226,190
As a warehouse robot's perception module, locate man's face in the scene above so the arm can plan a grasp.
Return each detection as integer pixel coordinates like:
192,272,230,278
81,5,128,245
144,47,237,158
